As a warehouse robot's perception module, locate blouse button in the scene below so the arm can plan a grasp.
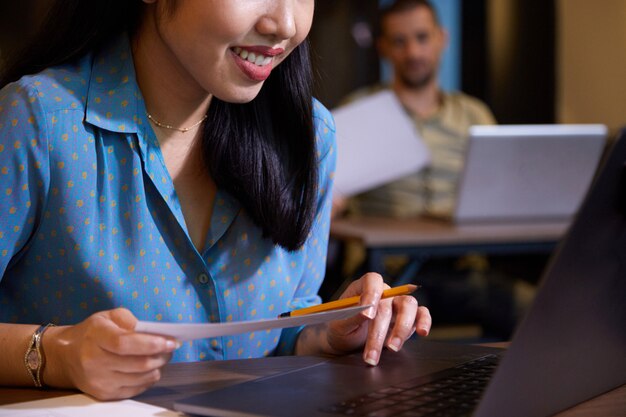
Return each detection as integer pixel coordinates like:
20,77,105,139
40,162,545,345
197,273,209,284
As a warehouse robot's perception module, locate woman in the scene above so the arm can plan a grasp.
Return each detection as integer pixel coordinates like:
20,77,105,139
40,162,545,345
0,0,431,400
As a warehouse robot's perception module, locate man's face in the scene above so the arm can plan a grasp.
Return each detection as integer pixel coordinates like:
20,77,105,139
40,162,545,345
378,6,446,89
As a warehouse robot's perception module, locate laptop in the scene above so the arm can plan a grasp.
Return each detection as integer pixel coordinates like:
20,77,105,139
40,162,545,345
454,124,607,223
174,128,626,417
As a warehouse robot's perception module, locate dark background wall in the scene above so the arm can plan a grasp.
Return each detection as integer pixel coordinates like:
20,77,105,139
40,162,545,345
309,0,556,124
309,0,381,109
1,1,556,125
468,0,556,124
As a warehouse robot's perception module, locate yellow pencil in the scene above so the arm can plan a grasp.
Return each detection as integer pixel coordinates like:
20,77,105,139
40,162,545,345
278,284,420,318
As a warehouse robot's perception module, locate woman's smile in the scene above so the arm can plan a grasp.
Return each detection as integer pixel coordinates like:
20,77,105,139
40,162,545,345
231,46,285,81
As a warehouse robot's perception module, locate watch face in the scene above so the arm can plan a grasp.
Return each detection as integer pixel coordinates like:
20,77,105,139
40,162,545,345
27,349,40,371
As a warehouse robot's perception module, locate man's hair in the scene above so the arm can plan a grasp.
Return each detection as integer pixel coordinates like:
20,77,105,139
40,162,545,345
377,0,440,38
0,0,318,251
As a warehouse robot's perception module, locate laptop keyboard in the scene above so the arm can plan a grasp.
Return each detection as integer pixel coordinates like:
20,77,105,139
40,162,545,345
320,354,499,417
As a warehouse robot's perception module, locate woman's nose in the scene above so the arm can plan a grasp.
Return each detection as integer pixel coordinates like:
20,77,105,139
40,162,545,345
256,0,297,41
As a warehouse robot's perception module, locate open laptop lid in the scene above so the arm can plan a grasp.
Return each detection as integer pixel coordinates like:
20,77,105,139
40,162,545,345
475,128,626,417
454,124,607,223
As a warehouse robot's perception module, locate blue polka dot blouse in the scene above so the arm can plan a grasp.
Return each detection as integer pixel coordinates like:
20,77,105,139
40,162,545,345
0,34,337,362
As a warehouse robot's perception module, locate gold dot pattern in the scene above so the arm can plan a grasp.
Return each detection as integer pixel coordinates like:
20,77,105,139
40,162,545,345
0,35,337,362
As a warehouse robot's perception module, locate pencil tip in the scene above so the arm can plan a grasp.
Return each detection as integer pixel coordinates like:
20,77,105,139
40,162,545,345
278,312,290,318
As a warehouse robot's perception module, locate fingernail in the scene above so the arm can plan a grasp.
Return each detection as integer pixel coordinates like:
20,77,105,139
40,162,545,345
166,339,182,351
387,337,402,352
364,305,376,319
419,327,430,336
364,349,379,366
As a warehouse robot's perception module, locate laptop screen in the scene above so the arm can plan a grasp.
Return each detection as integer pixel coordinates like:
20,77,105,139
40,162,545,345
454,124,607,223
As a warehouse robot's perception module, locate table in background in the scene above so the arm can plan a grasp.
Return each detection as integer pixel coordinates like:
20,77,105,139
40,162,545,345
330,216,569,289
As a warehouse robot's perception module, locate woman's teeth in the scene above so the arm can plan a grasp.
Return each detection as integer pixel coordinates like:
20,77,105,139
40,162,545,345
233,47,273,66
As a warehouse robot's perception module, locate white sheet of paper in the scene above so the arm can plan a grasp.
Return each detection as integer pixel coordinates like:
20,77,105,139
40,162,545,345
0,394,179,417
135,305,369,341
331,90,430,197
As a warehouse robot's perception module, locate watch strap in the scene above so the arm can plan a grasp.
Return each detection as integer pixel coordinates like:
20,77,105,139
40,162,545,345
24,323,55,388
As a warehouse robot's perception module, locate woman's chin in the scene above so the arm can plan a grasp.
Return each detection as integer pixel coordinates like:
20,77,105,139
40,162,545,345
215,85,265,104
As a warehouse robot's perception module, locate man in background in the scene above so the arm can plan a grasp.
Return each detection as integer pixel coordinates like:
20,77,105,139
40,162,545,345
335,0,496,219
328,0,543,340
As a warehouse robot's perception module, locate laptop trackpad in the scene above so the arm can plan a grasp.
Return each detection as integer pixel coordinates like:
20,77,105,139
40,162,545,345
174,360,452,417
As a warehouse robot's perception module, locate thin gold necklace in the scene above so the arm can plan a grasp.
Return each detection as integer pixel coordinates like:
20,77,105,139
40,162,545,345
146,112,208,133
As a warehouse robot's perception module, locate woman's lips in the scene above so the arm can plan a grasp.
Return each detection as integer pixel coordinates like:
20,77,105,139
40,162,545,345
231,46,285,82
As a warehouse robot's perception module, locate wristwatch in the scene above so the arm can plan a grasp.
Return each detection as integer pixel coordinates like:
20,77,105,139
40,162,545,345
24,323,55,388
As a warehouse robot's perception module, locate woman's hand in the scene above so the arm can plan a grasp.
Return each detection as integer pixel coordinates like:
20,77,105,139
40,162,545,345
325,273,431,365
44,308,180,400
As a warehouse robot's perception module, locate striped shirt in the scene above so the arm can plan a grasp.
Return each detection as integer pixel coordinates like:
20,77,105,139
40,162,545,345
348,87,496,219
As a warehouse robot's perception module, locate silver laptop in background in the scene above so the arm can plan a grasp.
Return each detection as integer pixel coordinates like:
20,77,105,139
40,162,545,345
454,124,607,223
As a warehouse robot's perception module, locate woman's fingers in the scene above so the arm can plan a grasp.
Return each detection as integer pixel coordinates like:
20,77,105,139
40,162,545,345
363,297,394,365
326,273,433,366
99,330,179,357
52,308,180,400
327,273,387,333
97,308,180,356
101,351,173,374
86,368,163,401
415,305,432,336
326,274,386,353
386,295,419,352
364,296,432,365
353,272,388,319
75,349,172,400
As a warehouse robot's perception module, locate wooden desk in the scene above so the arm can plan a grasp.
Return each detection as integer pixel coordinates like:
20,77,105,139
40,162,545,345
331,216,569,285
0,351,624,416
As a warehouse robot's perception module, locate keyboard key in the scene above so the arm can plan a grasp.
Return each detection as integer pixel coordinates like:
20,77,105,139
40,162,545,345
366,404,413,417
351,399,396,415
366,392,388,400
377,387,404,395
398,411,431,417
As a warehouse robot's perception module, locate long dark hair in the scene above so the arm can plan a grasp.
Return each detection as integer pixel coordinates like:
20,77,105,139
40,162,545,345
0,1,318,251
